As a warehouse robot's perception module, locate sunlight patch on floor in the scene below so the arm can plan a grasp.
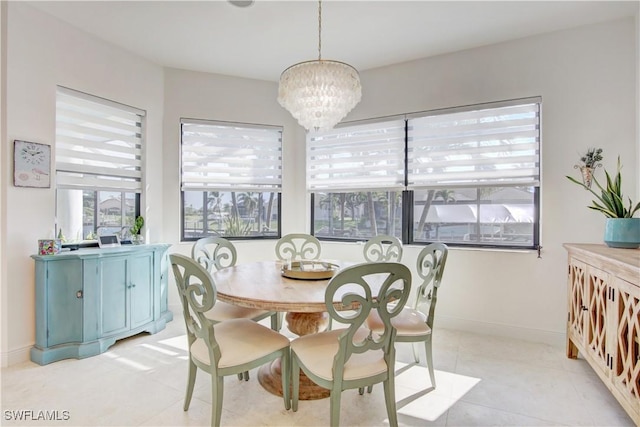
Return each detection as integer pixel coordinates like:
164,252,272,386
395,363,481,422
158,334,188,352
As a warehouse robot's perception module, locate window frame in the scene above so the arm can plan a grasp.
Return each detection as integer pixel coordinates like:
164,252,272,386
54,87,144,242
309,97,541,250
179,118,283,242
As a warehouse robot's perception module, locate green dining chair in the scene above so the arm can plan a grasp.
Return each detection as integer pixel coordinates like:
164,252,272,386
275,233,321,261
169,253,291,427
366,243,448,406
291,262,411,427
363,234,403,262
192,237,281,380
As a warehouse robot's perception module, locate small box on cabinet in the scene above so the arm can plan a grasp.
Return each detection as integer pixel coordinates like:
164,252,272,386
38,239,61,255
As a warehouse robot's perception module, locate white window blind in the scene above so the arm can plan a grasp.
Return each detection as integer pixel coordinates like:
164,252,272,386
55,87,145,192
407,100,540,188
181,119,282,192
307,119,406,192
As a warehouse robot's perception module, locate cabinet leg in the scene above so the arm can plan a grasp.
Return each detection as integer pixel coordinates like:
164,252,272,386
566,336,578,359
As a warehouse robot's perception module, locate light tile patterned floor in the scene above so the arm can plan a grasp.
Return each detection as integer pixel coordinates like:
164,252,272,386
1,318,633,426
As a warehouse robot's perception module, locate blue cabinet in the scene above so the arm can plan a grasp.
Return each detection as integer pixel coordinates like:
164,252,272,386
31,244,172,365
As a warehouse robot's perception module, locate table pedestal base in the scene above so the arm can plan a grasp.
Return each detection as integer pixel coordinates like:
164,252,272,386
257,311,330,400
258,359,330,400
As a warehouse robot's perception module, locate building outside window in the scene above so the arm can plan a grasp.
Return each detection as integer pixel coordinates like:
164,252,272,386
55,87,143,242
180,119,282,240
309,97,541,249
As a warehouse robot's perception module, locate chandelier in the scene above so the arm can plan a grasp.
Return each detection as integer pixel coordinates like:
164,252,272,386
277,0,362,131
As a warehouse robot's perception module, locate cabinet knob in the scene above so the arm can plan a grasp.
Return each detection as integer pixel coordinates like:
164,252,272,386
76,290,83,299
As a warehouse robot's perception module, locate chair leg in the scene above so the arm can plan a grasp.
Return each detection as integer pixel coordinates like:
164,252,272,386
211,375,224,427
383,378,399,427
291,354,300,412
281,348,291,410
184,359,197,411
411,341,421,365
425,339,436,389
329,389,342,427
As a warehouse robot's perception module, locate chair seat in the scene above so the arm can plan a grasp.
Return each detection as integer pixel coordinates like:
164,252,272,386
205,301,272,323
191,319,290,368
367,307,432,337
291,328,387,382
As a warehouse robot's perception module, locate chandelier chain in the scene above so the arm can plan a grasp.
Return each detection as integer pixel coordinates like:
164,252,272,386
318,0,322,60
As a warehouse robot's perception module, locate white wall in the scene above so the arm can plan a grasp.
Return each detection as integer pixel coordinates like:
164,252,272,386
349,18,637,344
1,4,637,366
1,3,165,366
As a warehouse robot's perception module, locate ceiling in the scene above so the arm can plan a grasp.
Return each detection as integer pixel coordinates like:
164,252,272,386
28,1,639,82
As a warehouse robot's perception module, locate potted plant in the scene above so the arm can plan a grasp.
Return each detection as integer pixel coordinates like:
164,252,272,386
130,215,145,244
573,147,603,188
567,155,640,248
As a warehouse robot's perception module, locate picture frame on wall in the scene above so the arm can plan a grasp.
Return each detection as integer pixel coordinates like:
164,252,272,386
13,140,51,188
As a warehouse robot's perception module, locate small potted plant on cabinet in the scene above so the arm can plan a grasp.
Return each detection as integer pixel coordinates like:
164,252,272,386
130,215,145,244
567,153,640,248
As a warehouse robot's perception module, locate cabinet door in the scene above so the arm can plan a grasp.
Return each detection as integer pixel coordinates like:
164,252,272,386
99,257,128,336
612,277,640,415
46,259,84,347
129,252,154,329
568,259,587,349
585,264,610,377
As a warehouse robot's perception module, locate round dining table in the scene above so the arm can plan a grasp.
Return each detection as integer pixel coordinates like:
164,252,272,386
211,259,364,400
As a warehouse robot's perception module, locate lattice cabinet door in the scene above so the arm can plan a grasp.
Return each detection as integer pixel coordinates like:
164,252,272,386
567,259,587,358
612,277,640,417
585,264,611,378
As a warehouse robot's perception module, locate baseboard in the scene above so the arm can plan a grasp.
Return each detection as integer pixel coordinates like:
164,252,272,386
437,315,566,348
1,344,31,367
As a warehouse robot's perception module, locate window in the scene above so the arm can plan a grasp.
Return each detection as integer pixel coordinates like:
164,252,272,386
309,98,541,249
180,119,282,240
55,87,144,242
309,119,405,240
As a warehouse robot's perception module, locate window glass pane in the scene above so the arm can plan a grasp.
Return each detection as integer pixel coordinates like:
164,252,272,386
412,187,535,247
183,191,279,239
56,189,138,242
312,191,402,240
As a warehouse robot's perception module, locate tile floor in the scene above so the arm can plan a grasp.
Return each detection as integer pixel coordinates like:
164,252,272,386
1,317,634,427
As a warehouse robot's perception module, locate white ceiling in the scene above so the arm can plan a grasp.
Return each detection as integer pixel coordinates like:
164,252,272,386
28,1,639,82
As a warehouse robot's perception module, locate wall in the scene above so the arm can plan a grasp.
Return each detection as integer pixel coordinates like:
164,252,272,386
347,17,638,344
161,67,305,306
1,3,165,366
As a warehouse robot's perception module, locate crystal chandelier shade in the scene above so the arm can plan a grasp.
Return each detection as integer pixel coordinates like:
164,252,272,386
278,60,361,131
277,1,362,131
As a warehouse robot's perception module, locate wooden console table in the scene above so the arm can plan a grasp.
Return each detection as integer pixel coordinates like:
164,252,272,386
564,243,640,424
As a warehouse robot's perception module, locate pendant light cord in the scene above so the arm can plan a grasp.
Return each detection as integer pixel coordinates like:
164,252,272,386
318,0,322,60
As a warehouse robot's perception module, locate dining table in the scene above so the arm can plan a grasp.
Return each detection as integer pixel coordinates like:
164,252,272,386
211,259,374,400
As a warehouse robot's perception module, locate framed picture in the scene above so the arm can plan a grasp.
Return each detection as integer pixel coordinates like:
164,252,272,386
14,140,51,188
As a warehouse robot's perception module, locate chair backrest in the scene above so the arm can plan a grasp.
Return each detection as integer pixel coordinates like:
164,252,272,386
275,233,321,261
414,243,448,329
191,237,237,273
325,262,411,379
363,235,403,262
169,253,221,363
